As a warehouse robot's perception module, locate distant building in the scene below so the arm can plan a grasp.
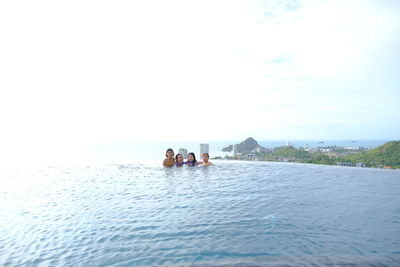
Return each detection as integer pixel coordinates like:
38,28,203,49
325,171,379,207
286,141,293,147
178,148,188,159
337,162,352,167
345,147,360,151
200,143,209,156
247,154,256,160
252,146,261,153
356,162,365,168
233,144,238,157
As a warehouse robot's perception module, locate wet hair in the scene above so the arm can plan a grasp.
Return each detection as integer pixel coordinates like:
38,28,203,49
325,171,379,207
188,152,197,163
175,154,183,162
202,153,209,159
165,148,174,157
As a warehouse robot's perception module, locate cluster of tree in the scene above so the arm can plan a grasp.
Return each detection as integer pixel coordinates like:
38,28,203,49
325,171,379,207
261,141,400,168
261,146,337,165
341,141,400,168
222,137,400,168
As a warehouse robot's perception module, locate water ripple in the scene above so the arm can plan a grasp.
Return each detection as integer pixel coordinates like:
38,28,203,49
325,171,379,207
1,161,399,266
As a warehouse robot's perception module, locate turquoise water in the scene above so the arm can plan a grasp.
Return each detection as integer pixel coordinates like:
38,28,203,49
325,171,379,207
1,161,399,266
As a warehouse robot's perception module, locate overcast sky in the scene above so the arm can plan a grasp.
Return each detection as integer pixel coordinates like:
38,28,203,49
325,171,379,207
1,0,399,163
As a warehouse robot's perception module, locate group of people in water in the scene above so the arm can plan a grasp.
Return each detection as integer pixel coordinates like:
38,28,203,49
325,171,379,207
163,148,212,167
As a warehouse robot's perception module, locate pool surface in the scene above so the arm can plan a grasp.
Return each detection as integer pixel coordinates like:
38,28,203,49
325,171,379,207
1,161,399,266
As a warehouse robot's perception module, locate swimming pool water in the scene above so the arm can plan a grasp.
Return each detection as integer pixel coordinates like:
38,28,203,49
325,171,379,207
1,161,399,266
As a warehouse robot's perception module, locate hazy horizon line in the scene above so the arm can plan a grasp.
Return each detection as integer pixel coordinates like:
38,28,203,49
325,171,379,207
89,138,397,143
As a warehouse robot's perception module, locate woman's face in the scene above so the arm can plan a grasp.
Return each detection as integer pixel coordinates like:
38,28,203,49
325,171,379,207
202,154,209,161
177,154,184,163
188,154,194,161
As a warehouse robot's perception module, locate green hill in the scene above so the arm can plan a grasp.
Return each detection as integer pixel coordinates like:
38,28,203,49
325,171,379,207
343,141,400,168
222,139,400,169
272,146,311,159
264,146,337,165
236,137,259,153
221,137,266,153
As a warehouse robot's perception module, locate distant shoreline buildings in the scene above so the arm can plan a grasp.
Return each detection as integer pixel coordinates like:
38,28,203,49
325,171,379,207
177,144,209,160
218,137,400,169
200,144,209,156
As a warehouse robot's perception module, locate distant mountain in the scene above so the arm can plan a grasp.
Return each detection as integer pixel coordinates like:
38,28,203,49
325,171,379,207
221,145,233,152
221,137,266,154
237,137,259,153
343,141,400,168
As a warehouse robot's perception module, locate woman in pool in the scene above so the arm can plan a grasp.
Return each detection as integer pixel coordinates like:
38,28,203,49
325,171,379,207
175,154,186,167
163,148,175,167
186,152,197,166
200,153,212,166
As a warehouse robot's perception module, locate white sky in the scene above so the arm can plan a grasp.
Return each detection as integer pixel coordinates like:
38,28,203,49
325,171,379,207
1,0,399,164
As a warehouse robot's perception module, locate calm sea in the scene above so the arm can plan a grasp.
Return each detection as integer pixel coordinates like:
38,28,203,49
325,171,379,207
1,160,399,266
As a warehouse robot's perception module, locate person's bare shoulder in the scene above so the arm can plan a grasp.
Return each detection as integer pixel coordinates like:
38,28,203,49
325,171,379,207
163,158,175,167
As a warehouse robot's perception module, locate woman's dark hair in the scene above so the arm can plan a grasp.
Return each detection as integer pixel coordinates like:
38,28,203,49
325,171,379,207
188,152,197,162
165,148,174,157
175,154,183,161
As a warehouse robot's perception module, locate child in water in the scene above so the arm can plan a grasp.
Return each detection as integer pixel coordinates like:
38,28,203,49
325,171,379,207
163,148,175,167
186,152,197,166
200,153,212,166
175,154,186,167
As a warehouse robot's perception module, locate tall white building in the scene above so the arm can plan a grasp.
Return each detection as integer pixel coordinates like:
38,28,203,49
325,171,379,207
233,144,238,157
200,143,209,156
178,148,188,159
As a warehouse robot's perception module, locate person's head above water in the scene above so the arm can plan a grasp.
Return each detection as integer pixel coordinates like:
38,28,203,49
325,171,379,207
187,152,197,163
163,148,176,167
175,154,184,163
201,153,212,165
202,153,209,162
165,148,174,157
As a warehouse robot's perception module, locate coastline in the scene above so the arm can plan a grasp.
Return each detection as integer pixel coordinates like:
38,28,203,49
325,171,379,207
216,138,399,170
